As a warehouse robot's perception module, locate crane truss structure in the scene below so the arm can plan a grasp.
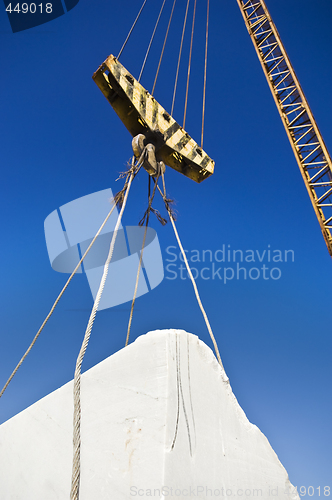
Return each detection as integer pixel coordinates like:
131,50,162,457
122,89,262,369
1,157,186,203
237,0,332,256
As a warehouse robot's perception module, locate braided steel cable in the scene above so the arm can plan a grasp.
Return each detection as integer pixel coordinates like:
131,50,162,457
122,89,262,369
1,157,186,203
70,161,137,500
117,0,148,60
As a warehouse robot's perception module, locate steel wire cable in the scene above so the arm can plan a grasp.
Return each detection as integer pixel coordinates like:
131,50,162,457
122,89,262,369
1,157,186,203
70,162,137,500
183,0,197,129
156,173,224,371
125,171,162,347
171,0,191,116
201,0,210,148
0,193,121,400
152,0,177,96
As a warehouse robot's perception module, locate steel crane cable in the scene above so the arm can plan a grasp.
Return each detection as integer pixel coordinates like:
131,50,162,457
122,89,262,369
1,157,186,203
152,0,177,96
155,172,224,371
117,0,148,60
153,0,210,142
138,0,167,83
201,0,210,148
125,169,164,347
0,169,140,401
171,0,191,116
183,0,197,129
70,158,138,500
117,0,210,148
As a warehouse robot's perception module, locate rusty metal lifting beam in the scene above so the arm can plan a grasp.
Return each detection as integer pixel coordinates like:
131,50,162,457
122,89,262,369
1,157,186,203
93,55,214,184
237,0,332,256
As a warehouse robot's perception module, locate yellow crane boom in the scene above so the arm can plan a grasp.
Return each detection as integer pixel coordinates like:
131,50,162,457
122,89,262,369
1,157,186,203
237,0,332,256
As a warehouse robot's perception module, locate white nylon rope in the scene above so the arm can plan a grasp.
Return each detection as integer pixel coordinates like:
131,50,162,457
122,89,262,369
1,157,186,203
70,165,135,500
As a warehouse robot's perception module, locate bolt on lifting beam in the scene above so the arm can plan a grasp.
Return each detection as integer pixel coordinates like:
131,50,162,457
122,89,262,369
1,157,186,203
237,0,332,256
93,54,214,183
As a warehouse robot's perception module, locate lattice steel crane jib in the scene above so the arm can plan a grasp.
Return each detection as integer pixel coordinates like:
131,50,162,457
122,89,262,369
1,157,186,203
93,54,214,184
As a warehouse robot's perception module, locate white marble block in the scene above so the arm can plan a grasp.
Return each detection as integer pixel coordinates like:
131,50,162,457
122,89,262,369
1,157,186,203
0,330,299,499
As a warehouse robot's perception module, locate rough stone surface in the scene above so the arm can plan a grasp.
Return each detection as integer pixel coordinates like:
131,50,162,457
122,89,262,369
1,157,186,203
0,330,299,499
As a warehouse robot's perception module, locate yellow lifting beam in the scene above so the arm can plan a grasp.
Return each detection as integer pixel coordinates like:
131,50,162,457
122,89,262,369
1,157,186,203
93,55,214,183
237,0,332,256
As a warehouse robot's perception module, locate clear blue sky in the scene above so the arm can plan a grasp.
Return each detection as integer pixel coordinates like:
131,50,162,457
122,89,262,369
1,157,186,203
1,0,331,496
